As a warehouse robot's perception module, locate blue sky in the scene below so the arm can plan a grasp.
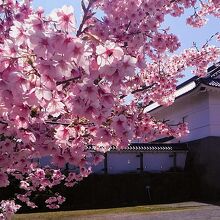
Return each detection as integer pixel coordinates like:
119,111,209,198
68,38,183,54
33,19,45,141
32,1,220,82
32,0,82,20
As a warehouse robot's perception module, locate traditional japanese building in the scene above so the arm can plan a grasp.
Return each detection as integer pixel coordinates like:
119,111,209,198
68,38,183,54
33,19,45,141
91,63,220,199
40,63,220,200
89,143,188,174
145,62,220,199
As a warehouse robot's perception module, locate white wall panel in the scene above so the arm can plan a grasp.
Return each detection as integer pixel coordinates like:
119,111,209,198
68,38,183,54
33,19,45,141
107,153,139,174
151,91,211,142
176,153,187,168
143,153,173,172
92,161,105,173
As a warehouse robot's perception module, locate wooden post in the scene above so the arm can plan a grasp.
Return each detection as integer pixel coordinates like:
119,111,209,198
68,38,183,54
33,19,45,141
173,152,177,171
104,153,108,174
140,152,143,173
137,152,144,173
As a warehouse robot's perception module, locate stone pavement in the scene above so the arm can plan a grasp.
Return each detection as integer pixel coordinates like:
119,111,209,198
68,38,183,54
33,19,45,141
75,202,220,220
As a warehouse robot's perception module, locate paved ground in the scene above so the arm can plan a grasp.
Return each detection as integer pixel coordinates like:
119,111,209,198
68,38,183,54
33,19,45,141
74,202,220,220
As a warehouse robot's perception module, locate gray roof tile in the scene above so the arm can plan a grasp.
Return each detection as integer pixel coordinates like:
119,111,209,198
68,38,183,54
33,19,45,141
87,143,188,152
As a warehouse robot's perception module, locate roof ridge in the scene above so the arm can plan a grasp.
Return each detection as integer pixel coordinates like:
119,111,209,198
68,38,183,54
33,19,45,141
87,143,188,152
206,62,220,79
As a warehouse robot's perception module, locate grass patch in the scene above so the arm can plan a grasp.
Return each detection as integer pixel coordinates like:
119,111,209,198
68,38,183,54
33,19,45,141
13,204,200,220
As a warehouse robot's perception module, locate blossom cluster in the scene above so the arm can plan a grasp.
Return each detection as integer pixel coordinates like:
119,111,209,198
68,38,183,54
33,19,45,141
0,200,21,220
45,194,66,209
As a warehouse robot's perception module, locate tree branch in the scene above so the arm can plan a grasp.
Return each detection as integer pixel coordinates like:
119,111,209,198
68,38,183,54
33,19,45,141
120,83,155,99
45,121,70,126
76,0,96,37
45,120,94,127
202,32,219,48
0,120,8,125
0,119,93,128
56,76,81,86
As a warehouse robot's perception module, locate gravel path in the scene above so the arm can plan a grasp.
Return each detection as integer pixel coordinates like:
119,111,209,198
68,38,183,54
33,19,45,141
72,202,220,220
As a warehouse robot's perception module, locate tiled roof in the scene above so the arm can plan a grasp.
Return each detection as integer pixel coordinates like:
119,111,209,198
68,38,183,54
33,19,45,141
87,143,188,152
199,63,220,88
145,63,220,113
200,78,220,88
207,64,220,78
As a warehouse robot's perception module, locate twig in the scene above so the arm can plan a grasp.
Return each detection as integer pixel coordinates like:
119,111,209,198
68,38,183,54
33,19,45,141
120,83,155,99
45,121,70,126
0,119,92,127
76,0,96,37
202,32,219,48
56,76,81,86
28,58,40,77
0,120,8,125
45,120,94,127
193,42,199,52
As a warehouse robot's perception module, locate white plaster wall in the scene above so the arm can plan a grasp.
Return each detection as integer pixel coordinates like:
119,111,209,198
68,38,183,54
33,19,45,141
143,153,173,172
92,161,105,173
107,152,140,174
176,152,187,168
209,91,220,137
38,152,187,174
104,152,187,174
151,90,211,142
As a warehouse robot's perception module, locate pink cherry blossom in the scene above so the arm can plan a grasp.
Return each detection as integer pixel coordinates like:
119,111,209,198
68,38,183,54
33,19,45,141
46,99,65,117
9,21,28,45
96,41,124,67
35,88,52,101
93,154,105,165
50,5,76,32
29,33,52,59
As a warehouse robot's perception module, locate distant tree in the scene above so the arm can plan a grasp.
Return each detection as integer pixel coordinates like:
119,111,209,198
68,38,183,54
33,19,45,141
0,0,219,218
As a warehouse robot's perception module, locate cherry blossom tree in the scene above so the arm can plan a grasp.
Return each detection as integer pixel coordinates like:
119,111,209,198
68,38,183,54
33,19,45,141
0,0,220,218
